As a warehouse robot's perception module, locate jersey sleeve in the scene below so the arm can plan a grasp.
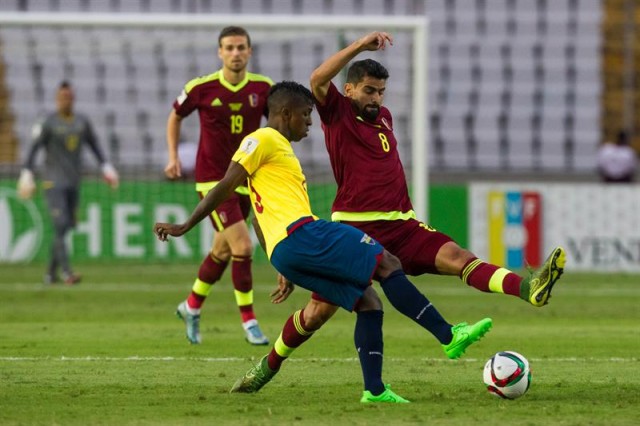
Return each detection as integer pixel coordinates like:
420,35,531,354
172,83,198,118
232,135,268,177
23,116,49,170
82,116,107,164
314,82,345,125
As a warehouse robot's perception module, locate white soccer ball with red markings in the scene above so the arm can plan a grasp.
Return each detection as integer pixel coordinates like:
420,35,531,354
483,351,531,399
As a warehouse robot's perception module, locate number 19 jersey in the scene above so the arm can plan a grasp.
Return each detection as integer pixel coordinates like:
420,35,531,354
173,70,273,183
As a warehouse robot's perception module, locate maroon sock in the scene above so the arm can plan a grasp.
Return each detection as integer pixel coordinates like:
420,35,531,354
461,257,522,297
267,309,315,371
187,254,227,309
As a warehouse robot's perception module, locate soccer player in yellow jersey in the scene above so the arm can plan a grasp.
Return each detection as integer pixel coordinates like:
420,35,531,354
155,81,491,403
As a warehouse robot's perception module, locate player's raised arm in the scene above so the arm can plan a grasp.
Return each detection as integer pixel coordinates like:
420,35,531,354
310,31,392,103
154,161,249,240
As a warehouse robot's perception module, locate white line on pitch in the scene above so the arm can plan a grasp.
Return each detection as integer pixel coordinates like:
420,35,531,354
1,283,639,296
0,356,637,363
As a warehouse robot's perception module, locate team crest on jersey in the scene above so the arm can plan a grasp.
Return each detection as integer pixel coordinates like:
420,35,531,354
176,89,187,105
248,93,259,107
219,212,228,224
240,138,259,154
360,234,376,245
381,117,392,131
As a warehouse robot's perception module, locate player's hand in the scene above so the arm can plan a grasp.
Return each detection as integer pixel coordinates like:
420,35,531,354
358,31,393,52
270,274,295,304
17,169,36,200
164,159,182,179
102,163,119,189
154,222,187,241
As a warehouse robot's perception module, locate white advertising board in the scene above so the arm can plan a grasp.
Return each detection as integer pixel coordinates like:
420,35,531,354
470,183,640,272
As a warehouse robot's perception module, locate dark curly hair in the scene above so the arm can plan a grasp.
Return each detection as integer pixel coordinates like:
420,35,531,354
346,59,389,83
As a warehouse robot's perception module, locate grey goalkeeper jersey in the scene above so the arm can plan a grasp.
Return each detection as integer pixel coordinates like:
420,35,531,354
24,112,106,188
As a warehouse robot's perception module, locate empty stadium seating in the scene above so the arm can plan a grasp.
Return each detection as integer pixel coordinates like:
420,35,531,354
0,0,602,174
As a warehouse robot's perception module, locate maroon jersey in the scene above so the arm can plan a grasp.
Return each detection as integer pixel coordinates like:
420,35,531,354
173,70,273,183
315,82,413,217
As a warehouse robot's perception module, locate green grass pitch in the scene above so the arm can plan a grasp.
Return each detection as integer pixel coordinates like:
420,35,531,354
0,262,638,425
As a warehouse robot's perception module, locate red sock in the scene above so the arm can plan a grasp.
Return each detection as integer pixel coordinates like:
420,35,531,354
187,254,227,309
267,309,315,371
232,255,255,322
461,257,522,297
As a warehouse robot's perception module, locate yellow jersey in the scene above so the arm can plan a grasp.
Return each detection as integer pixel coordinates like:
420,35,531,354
232,127,317,258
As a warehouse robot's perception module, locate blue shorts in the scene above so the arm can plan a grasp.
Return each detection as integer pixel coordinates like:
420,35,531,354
270,218,384,311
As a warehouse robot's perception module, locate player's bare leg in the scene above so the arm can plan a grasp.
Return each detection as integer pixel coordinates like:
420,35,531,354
220,220,268,345
231,297,340,393
177,232,230,345
435,241,556,305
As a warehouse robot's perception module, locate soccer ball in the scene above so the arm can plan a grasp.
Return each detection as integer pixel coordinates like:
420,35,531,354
483,351,531,399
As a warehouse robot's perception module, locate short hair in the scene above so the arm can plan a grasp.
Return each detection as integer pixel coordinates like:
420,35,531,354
218,26,251,47
267,81,313,113
346,59,389,84
58,80,72,90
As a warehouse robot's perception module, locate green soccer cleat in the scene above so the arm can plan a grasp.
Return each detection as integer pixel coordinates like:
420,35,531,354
361,384,410,403
442,317,493,359
525,246,566,307
230,355,278,393
176,301,201,344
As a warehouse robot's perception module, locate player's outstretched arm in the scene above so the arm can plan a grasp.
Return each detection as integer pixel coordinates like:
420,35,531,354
154,161,248,240
310,31,392,103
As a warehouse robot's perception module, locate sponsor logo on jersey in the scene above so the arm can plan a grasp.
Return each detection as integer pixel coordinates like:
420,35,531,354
211,97,223,107
248,93,259,107
487,191,541,268
219,211,228,224
229,102,243,112
176,89,188,105
0,187,43,262
360,234,376,245
240,138,259,154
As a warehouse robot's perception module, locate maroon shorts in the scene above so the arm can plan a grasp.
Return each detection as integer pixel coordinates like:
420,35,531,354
341,219,453,276
198,191,251,232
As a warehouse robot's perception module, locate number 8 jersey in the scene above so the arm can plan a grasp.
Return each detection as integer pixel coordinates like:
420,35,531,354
314,82,414,222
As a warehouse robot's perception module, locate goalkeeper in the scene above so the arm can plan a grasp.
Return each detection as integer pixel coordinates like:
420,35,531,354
17,81,119,285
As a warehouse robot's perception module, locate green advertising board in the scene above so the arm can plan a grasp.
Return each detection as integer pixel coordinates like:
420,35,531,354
0,179,467,264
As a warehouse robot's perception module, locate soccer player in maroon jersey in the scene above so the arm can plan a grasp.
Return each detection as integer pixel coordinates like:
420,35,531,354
164,26,273,345
240,32,568,377
308,31,566,312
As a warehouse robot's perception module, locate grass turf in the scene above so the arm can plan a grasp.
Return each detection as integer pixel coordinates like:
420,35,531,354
0,263,638,425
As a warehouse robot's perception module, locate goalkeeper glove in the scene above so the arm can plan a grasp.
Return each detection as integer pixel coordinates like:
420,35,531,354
17,169,36,199
102,163,119,189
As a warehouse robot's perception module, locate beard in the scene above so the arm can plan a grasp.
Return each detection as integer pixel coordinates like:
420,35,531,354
361,105,380,122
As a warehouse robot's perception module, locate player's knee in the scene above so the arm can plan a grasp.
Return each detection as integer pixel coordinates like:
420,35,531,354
436,242,475,273
355,287,383,311
232,241,253,257
53,218,72,234
303,301,337,331
376,250,403,277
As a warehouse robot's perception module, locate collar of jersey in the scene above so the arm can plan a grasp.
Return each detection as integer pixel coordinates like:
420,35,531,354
356,115,382,129
218,69,250,93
